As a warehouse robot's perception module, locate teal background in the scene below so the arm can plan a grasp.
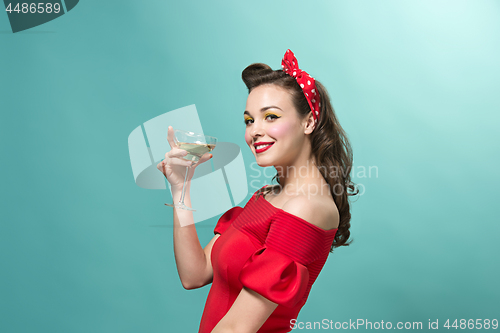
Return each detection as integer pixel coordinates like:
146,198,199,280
1,1,499,332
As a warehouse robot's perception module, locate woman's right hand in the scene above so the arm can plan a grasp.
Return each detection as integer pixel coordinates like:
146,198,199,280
156,126,212,191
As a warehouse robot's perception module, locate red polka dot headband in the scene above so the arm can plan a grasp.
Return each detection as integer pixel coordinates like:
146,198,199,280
281,49,320,124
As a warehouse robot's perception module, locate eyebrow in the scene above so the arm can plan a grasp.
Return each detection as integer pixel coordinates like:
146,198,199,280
244,106,283,116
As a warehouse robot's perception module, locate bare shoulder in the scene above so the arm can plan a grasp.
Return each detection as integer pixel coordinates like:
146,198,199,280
281,195,339,231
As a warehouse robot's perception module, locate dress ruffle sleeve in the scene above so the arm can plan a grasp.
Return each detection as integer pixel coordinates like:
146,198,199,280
238,210,335,308
239,246,309,308
214,206,244,235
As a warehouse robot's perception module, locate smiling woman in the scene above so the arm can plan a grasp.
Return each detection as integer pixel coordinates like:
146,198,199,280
157,49,358,333
244,84,314,169
240,50,358,244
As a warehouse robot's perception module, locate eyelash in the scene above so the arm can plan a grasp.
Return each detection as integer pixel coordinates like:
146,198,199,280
244,114,280,125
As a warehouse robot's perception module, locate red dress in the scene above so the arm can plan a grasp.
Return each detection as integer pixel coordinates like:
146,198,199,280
198,187,337,333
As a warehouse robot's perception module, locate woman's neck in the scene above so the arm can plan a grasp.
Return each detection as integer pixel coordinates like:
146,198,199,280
274,156,327,197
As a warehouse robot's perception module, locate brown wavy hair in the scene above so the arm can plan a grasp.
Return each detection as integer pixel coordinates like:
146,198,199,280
242,62,358,252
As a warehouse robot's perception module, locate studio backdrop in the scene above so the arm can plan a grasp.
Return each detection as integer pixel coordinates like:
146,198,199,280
1,1,499,332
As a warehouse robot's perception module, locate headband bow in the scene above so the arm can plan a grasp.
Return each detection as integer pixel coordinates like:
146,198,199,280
281,49,320,124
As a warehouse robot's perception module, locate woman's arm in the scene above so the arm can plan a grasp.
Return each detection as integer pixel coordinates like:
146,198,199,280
210,287,278,333
171,184,219,290
157,126,218,290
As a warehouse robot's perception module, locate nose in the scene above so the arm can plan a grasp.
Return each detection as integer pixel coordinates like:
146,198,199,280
251,122,264,138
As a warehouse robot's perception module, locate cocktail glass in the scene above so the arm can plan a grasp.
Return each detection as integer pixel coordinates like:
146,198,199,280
165,129,217,211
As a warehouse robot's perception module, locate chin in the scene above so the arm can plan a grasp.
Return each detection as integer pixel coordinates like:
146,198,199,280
254,157,267,167
251,153,269,167
254,155,278,168
255,160,272,168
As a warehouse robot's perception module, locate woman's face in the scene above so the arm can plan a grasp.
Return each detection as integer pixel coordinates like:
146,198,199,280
244,84,309,167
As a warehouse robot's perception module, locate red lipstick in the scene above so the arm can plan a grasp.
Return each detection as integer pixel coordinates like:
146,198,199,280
254,141,274,153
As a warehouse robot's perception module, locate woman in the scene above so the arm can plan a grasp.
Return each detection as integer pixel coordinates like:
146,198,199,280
157,49,358,333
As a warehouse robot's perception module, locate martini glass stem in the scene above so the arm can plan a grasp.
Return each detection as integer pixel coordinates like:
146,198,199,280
179,166,190,205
